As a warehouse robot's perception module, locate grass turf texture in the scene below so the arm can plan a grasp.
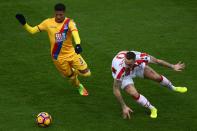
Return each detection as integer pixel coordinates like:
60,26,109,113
0,0,197,130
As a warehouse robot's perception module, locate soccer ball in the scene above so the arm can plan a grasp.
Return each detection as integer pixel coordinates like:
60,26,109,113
36,112,52,127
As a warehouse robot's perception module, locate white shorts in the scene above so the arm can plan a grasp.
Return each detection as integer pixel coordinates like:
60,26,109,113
121,63,146,89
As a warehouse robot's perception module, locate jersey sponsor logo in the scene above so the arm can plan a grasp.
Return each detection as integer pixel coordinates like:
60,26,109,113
55,33,66,43
119,59,124,66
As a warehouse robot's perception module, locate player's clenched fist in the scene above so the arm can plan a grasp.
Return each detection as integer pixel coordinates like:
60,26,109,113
75,44,82,54
15,14,26,25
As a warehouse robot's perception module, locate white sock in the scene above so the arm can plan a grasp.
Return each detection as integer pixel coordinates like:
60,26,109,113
160,75,175,90
136,94,154,110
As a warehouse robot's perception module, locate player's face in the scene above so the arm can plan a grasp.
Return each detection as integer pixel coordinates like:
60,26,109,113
125,58,135,68
55,11,65,23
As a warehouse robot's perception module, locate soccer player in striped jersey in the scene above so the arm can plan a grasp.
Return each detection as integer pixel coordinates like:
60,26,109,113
112,51,187,119
15,3,91,96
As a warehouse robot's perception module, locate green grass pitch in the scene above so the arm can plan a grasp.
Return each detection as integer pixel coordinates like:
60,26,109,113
0,0,197,130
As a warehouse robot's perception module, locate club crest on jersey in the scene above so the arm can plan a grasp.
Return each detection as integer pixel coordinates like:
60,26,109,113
55,33,66,42
64,24,69,30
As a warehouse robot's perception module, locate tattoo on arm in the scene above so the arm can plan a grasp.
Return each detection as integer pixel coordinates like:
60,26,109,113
113,80,126,108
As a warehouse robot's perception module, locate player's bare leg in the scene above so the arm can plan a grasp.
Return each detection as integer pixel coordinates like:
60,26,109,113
125,84,157,118
144,65,187,93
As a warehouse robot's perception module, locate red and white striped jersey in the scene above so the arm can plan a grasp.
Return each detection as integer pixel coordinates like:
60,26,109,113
111,51,150,80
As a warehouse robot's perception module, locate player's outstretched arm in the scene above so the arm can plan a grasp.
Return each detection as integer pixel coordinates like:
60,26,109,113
150,55,185,71
113,79,133,119
15,14,40,34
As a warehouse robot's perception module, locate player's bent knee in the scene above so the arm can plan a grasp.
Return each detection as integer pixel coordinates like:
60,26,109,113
125,84,139,97
132,93,140,100
154,74,162,82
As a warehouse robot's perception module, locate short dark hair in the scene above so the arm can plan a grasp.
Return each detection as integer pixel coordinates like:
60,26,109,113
126,51,136,60
54,3,66,11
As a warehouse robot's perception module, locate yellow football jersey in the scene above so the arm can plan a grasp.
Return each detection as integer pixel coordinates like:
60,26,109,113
38,17,77,59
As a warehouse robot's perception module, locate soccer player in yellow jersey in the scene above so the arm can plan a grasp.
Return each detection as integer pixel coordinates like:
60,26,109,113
15,3,91,96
